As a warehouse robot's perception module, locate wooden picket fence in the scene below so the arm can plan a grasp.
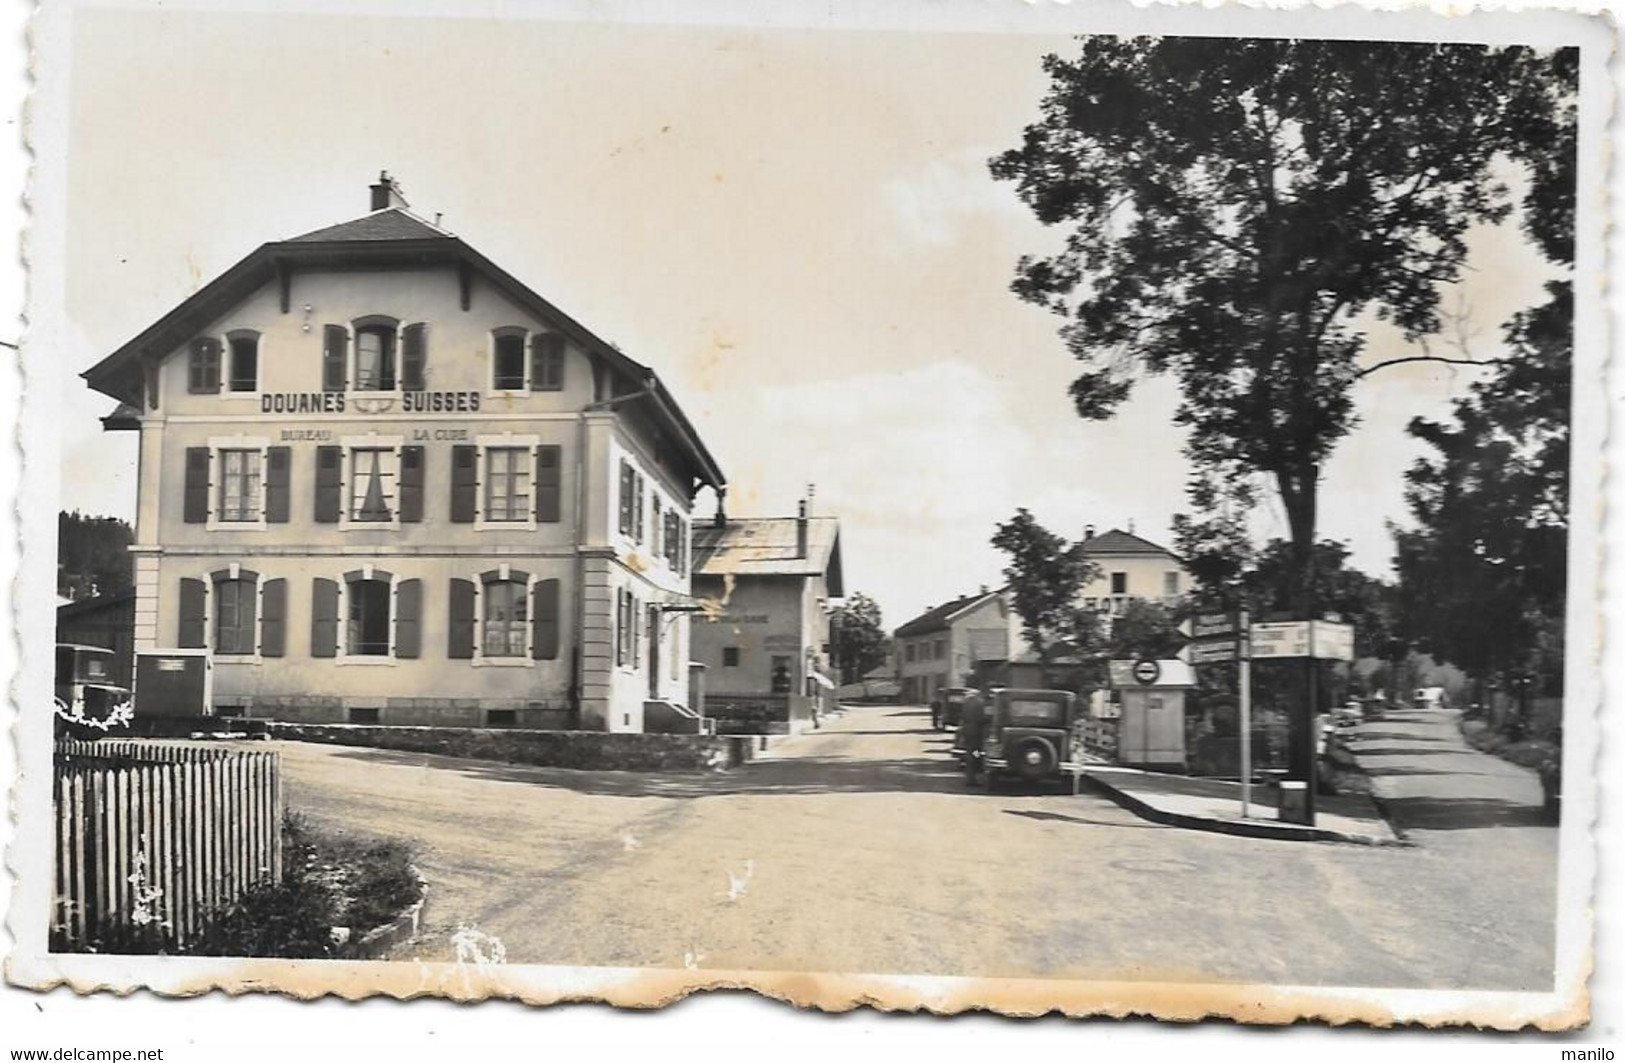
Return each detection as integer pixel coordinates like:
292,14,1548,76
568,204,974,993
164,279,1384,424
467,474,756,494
52,740,282,952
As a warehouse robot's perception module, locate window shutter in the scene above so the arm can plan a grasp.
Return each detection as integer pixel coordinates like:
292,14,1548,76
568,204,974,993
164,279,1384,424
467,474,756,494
322,325,348,392
530,332,565,391
395,578,422,659
259,578,287,657
189,338,222,394
399,446,425,523
448,578,476,659
534,445,562,523
615,589,625,666
401,323,427,391
532,578,560,660
177,578,207,648
450,445,478,523
633,474,645,543
314,445,343,523
618,461,632,535
183,447,210,523
265,446,291,523
310,578,339,658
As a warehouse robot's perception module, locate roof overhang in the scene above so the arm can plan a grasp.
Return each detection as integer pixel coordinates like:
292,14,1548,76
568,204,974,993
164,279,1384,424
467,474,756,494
82,234,725,491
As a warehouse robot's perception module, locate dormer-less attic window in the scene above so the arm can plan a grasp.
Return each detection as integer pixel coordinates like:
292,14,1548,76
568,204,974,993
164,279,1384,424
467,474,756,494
227,331,259,392
188,337,222,394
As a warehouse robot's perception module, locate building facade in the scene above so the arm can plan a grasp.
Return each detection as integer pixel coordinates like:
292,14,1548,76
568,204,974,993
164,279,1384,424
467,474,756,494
82,176,725,733
689,506,843,726
893,591,1017,705
1077,527,1190,616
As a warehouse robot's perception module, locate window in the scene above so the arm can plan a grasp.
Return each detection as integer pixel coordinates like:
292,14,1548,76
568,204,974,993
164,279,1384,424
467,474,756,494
227,332,259,392
1164,571,1180,596
651,496,663,557
484,447,531,522
349,447,398,522
354,325,397,391
188,337,221,394
213,577,258,655
347,578,392,656
217,449,263,522
723,647,740,667
935,639,947,661
482,579,528,657
492,330,527,390
905,643,917,663
1111,571,1128,595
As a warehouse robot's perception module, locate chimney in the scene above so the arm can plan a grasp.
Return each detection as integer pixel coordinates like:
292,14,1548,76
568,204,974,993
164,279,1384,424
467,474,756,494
1084,524,1096,542
369,170,410,212
713,489,728,528
796,499,809,558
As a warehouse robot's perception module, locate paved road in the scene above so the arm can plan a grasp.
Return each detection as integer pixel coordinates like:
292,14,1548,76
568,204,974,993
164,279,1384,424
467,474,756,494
271,703,1557,990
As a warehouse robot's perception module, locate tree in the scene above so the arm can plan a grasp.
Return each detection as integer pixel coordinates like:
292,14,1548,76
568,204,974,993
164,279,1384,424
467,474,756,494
1107,599,1185,660
57,511,134,600
829,592,890,685
1394,282,1571,695
991,38,1576,612
990,509,1101,665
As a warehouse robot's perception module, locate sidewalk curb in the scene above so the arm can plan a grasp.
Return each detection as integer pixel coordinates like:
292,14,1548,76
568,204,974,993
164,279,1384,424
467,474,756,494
1078,773,1412,848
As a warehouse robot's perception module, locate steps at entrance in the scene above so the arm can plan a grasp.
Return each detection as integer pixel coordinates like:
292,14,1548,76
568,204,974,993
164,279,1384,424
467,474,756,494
645,700,716,735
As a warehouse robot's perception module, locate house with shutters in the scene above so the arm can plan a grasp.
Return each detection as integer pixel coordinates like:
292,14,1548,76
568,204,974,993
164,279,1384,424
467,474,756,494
81,173,725,733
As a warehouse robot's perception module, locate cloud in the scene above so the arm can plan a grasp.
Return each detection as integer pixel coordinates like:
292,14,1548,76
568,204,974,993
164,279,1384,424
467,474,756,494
878,150,1022,251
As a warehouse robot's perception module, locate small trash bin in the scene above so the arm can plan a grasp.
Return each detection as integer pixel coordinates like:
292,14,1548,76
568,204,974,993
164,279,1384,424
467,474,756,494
1278,780,1310,824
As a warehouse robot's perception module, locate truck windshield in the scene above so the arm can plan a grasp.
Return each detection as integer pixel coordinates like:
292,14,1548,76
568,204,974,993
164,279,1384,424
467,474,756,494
1005,700,1064,725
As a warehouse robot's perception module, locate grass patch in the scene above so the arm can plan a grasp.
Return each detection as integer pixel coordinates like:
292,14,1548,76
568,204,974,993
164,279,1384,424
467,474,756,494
1460,716,1559,772
72,812,423,958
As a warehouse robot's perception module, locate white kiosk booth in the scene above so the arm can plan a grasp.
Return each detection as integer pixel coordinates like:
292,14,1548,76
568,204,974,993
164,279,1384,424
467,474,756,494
1109,658,1197,771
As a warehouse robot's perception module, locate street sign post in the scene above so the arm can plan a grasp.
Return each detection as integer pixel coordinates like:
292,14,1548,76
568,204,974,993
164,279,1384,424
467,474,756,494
1238,610,1252,820
1189,639,1242,664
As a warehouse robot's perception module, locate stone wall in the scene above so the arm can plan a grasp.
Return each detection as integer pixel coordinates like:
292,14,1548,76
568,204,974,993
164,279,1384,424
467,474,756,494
264,722,743,771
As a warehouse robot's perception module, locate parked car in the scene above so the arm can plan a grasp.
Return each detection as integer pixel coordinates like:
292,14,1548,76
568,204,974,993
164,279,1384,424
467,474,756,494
963,688,1082,791
54,643,133,740
930,687,978,732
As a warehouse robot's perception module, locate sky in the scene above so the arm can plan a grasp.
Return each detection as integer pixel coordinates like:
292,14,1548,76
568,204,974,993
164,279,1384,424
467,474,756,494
54,7,1566,629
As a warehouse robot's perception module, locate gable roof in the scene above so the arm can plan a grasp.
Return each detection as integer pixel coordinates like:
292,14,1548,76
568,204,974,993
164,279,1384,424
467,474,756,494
81,206,724,490
894,590,1001,639
1079,528,1177,558
691,517,843,596
287,207,455,243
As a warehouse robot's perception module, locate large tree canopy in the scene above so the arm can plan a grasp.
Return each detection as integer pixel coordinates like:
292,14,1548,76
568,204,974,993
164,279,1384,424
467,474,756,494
1394,281,1571,690
992,37,1575,606
991,508,1101,664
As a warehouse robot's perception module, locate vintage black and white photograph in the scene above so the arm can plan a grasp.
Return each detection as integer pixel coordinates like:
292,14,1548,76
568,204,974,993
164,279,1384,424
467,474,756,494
5,0,1609,1030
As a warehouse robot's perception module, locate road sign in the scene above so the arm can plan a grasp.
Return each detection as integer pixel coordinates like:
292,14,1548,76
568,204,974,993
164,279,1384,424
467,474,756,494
1311,620,1355,662
1191,612,1243,640
1249,621,1311,659
1189,639,1242,664
1132,659,1162,685
1248,619,1356,661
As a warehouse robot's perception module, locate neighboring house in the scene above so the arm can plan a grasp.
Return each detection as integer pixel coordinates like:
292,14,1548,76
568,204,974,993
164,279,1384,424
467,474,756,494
893,590,1018,705
1077,527,1190,617
80,173,725,733
690,503,843,724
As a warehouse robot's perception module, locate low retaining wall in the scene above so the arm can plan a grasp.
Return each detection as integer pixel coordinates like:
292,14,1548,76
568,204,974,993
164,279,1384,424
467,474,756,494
706,693,815,735
265,722,746,772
